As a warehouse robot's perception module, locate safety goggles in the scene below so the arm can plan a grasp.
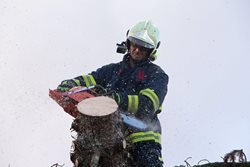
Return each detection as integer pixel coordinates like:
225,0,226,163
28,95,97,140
130,42,152,53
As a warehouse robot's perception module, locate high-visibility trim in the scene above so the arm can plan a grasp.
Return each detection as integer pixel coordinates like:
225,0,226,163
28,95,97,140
73,79,81,86
139,88,160,112
128,131,161,144
82,75,96,87
128,95,139,114
158,157,163,162
57,86,70,92
159,106,162,110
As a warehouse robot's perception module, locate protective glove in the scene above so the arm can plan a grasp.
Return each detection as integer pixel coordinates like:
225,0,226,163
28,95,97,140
111,92,122,105
57,79,78,92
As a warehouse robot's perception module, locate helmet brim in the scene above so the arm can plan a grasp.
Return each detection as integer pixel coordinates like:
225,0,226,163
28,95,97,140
128,36,155,49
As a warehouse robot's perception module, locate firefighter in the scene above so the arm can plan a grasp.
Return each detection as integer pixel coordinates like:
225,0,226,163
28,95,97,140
57,20,169,167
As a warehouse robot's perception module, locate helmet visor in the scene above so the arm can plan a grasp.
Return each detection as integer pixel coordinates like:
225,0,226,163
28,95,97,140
128,36,155,49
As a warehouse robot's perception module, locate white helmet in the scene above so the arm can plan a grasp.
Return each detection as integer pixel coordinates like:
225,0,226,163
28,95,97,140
127,20,160,61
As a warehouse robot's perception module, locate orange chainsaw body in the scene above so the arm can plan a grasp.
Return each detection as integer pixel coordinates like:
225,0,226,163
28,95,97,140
49,87,95,118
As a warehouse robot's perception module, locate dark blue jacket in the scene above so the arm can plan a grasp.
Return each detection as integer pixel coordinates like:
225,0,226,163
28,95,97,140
75,54,168,143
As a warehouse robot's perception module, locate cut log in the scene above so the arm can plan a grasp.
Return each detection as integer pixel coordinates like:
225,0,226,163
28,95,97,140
77,96,118,116
71,96,127,167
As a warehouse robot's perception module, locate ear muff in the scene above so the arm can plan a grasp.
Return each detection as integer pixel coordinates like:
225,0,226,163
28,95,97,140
149,41,160,61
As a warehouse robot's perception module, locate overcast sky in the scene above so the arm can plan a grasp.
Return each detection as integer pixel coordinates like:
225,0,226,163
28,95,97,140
0,0,250,166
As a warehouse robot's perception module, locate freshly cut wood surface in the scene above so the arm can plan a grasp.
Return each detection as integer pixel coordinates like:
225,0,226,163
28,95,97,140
72,96,126,166
77,96,118,116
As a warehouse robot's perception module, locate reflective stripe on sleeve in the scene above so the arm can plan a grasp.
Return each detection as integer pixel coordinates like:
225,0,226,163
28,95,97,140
73,79,81,86
128,131,161,144
128,95,139,114
82,75,96,87
139,88,160,112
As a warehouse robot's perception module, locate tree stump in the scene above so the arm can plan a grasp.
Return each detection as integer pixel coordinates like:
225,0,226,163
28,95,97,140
70,96,128,167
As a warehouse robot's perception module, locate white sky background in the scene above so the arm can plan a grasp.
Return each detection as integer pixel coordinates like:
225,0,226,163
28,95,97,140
0,0,250,166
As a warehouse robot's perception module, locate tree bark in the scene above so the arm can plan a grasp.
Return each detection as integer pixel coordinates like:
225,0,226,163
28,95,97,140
70,97,127,167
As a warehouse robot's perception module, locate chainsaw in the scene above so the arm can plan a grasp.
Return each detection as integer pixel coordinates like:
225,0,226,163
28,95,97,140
49,85,147,130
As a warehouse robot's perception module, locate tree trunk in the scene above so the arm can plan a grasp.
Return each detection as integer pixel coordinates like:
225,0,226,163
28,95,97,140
70,97,128,167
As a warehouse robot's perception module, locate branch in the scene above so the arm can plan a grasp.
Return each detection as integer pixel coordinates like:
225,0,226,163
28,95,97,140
50,163,65,167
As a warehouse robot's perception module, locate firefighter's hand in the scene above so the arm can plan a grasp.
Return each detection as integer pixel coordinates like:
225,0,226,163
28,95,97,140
57,79,78,92
111,92,122,105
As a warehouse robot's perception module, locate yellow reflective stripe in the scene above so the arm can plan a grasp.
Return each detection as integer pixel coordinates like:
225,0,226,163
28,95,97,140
82,75,96,87
128,95,139,114
158,157,163,162
128,131,161,143
139,88,160,112
73,79,81,86
157,105,162,113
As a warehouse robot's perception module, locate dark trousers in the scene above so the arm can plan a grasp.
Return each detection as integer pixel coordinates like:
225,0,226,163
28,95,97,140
129,141,163,167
